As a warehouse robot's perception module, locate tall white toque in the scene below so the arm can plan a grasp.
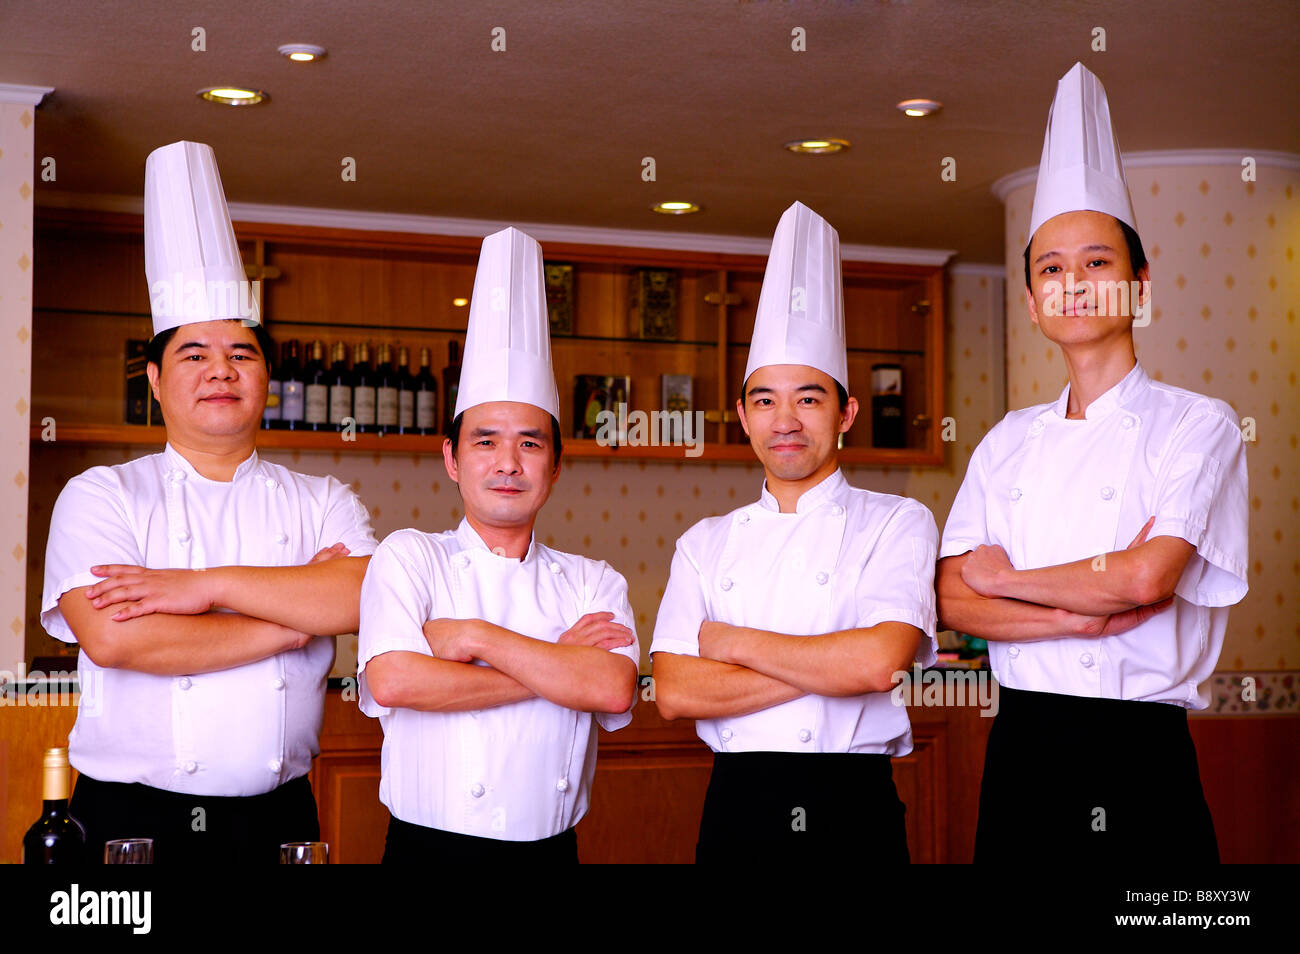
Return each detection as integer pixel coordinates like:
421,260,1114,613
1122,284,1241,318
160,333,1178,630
453,227,561,421
743,201,848,391
144,140,257,335
1027,61,1139,245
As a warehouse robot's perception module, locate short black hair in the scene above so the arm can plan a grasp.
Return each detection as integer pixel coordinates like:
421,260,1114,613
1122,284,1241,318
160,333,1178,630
1023,217,1147,289
741,378,849,410
147,321,276,375
447,411,564,469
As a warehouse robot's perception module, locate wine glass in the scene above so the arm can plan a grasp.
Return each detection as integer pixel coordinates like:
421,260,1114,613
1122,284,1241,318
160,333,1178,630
280,841,328,864
104,838,153,864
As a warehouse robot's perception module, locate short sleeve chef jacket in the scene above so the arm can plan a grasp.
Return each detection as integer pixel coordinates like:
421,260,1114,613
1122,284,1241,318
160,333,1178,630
649,469,939,756
940,363,1249,708
356,519,640,841
40,443,377,797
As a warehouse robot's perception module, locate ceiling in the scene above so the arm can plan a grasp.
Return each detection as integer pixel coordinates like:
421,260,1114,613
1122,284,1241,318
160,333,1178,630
4,0,1297,263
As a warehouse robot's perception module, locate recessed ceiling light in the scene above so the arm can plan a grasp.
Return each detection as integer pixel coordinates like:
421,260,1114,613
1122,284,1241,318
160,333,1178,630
784,138,850,155
652,201,701,215
278,43,326,62
897,99,942,118
198,86,267,106
452,298,469,307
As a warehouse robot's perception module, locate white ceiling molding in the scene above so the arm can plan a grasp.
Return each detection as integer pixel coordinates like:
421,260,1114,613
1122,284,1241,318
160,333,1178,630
36,190,956,267
0,83,54,107
992,149,1300,202
949,263,1006,277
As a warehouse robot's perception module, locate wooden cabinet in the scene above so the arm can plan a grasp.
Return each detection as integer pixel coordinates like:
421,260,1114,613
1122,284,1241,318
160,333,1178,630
31,208,946,465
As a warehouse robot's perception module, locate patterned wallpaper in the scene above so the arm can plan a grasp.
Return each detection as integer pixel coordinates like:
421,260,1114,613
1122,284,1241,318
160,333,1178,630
23,269,1005,675
1001,158,1300,671
1,103,35,673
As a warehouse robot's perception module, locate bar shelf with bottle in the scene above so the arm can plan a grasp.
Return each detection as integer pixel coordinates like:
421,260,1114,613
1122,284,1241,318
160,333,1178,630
30,209,946,465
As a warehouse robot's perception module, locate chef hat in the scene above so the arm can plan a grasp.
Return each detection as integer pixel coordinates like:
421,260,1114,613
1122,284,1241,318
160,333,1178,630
453,227,561,421
1027,62,1138,245
144,140,258,335
744,201,847,391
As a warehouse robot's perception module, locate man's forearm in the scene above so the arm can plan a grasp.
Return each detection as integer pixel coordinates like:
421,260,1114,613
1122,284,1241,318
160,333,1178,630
651,651,805,721
363,651,535,712
209,557,369,634
986,543,1188,616
708,621,919,696
62,591,302,675
937,556,1099,641
466,623,636,714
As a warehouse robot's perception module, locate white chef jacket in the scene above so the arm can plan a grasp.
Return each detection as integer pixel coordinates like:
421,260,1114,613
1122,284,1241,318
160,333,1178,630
650,469,939,756
40,443,377,797
940,362,1249,708
357,519,640,841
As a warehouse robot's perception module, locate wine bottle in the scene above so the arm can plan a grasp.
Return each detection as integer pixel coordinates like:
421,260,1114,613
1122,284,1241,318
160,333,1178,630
279,339,307,430
263,339,282,430
416,347,439,435
396,345,416,434
441,340,461,433
327,342,354,431
23,747,86,864
352,342,377,433
375,343,399,435
304,340,329,431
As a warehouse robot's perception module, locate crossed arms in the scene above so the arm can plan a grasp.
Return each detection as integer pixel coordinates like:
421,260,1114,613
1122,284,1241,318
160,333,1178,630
59,543,369,675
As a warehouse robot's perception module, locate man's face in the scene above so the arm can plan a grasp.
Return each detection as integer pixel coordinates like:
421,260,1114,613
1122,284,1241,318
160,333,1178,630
736,364,856,482
1025,210,1149,347
443,402,560,530
146,320,268,441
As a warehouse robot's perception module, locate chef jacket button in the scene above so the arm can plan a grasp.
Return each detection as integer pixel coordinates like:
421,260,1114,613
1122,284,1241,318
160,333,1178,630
738,512,750,525
1009,488,1022,501
1100,486,1115,500
275,532,288,545
456,554,471,569
183,761,197,774
172,471,186,482
178,676,192,690
272,677,285,690
556,778,570,793
1030,420,1044,435
549,562,562,574
1079,653,1094,668
720,728,733,741
1121,416,1136,429
269,759,282,773
1008,646,1020,658
831,504,844,516
720,577,733,591
815,571,829,585
177,530,191,543
471,783,485,798
798,729,812,743
264,477,277,489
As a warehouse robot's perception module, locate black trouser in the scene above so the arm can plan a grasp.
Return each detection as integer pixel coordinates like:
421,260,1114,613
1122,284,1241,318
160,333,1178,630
974,685,1219,864
382,816,579,864
70,773,320,864
696,751,909,864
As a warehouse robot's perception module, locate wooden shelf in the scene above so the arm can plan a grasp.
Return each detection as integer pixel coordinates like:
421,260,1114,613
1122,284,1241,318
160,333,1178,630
29,424,941,466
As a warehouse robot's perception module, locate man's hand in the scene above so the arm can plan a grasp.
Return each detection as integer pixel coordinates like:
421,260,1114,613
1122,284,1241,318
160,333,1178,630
307,543,351,564
1073,597,1175,638
556,612,635,652
422,618,481,662
960,544,1015,598
85,566,216,621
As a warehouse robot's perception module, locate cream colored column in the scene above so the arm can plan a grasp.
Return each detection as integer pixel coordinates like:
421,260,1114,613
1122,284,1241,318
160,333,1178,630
0,85,53,673
995,149,1300,672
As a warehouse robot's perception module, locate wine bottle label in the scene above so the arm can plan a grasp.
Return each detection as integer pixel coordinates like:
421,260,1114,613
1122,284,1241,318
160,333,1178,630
353,386,377,425
264,381,282,421
281,381,305,422
329,385,353,424
399,391,414,428
416,391,436,430
377,387,399,426
306,384,329,424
